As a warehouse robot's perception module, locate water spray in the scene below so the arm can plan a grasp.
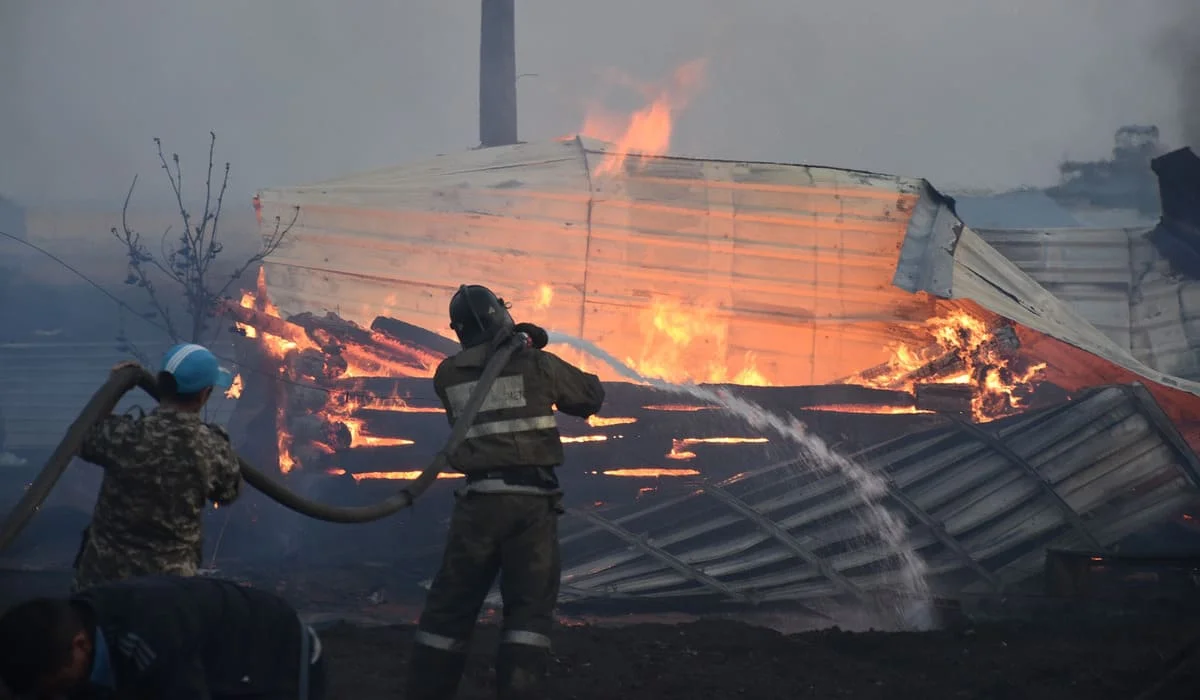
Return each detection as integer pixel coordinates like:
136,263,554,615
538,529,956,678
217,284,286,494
548,331,934,629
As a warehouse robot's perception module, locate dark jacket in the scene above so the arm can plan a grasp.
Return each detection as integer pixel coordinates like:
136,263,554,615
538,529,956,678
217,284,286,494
433,344,605,472
72,575,306,699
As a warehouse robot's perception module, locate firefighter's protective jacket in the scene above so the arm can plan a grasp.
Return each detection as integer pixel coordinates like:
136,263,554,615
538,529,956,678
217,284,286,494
433,343,605,472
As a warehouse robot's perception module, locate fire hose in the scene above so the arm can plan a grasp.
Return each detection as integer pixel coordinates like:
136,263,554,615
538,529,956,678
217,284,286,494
0,332,529,551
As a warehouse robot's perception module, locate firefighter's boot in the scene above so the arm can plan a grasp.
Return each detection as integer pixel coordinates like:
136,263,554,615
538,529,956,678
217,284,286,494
405,642,469,700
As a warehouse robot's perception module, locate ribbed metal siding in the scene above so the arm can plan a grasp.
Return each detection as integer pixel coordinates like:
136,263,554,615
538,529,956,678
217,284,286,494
977,227,1200,381
256,138,934,385
541,385,1200,604
0,342,238,450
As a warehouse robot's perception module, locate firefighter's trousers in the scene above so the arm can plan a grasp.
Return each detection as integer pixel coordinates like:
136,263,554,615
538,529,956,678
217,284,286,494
406,491,561,700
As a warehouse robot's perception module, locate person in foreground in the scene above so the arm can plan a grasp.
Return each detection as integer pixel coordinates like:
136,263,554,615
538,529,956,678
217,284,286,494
405,285,606,700
0,575,326,700
72,343,242,592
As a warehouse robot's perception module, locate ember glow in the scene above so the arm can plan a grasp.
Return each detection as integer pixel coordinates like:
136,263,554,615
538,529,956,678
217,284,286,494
601,468,701,478
578,59,707,177
561,435,610,444
844,309,1047,421
666,437,770,461
356,395,444,414
326,469,464,482
586,415,637,427
802,405,925,415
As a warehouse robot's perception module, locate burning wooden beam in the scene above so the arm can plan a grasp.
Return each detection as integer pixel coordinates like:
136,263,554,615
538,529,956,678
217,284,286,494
845,321,1022,391
371,316,461,357
220,299,312,346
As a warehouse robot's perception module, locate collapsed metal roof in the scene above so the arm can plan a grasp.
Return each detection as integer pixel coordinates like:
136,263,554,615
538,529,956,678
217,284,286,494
511,384,1200,606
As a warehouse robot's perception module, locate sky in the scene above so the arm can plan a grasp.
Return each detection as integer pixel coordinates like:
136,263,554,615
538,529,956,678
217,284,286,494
0,0,1194,210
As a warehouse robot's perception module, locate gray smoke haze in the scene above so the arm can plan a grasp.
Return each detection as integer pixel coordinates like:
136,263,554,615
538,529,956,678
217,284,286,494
1155,0,1200,148
0,0,1190,208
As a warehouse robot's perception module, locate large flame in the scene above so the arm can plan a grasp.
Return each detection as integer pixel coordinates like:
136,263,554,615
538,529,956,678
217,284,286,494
577,59,707,177
845,309,1046,421
234,269,1044,485
625,298,771,386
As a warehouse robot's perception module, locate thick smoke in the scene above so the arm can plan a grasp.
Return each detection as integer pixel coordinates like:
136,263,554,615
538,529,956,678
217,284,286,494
1156,0,1200,147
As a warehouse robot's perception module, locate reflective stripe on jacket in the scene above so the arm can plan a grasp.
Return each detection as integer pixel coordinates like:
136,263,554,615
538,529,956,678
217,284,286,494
434,344,605,472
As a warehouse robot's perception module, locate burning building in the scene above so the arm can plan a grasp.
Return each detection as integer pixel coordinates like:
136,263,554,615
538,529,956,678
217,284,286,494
220,136,1200,609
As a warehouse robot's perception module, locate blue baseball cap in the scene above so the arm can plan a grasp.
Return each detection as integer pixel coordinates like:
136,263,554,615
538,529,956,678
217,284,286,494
161,343,235,394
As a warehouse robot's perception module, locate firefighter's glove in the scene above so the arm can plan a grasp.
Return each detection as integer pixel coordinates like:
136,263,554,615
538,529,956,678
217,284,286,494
513,322,549,350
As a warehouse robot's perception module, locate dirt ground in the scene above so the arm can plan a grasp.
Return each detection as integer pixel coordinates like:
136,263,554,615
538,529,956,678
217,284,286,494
320,615,1200,699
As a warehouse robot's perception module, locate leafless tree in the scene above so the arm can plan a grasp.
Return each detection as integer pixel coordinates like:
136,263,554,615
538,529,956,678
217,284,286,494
112,132,298,358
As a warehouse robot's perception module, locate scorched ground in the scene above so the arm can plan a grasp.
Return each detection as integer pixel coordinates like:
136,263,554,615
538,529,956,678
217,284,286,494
318,615,1199,699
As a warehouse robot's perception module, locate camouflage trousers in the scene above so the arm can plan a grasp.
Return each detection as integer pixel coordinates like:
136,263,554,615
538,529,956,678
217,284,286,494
71,527,201,593
407,492,561,700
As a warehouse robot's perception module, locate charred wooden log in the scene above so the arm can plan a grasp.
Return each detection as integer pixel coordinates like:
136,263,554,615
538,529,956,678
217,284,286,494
330,377,440,403
914,383,974,414
289,311,377,347
843,322,1022,390
287,348,347,384
290,312,436,377
371,316,459,357
220,301,311,346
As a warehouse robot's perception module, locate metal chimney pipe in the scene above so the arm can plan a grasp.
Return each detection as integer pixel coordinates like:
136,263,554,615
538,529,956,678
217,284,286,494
479,0,518,148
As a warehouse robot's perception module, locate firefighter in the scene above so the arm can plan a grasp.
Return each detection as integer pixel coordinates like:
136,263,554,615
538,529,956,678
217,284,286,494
72,343,242,592
405,285,605,700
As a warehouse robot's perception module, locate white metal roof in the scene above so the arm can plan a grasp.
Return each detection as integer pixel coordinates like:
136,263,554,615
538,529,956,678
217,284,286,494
258,137,1200,406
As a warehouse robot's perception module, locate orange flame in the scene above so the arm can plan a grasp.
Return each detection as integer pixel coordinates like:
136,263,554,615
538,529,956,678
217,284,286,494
625,297,772,386
224,374,243,400
801,405,925,415
533,284,554,310
665,437,770,461
327,469,463,482
561,435,610,444
586,415,637,427
237,269,319,359
846,309,1046,421
602,468,701,478
578,59,707,177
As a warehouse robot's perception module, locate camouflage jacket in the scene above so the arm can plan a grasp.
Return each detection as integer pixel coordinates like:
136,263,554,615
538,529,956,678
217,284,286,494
433,344,605,473
73,405,242,591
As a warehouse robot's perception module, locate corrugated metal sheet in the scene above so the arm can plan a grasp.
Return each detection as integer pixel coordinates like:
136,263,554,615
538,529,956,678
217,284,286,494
256,138,938,386
478,385,1200,605
893,188,1200,407
0,341,239,451
975,227,1200,381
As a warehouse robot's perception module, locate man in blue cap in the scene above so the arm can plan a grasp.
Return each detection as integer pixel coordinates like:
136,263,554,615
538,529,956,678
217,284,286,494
72,343,243,591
